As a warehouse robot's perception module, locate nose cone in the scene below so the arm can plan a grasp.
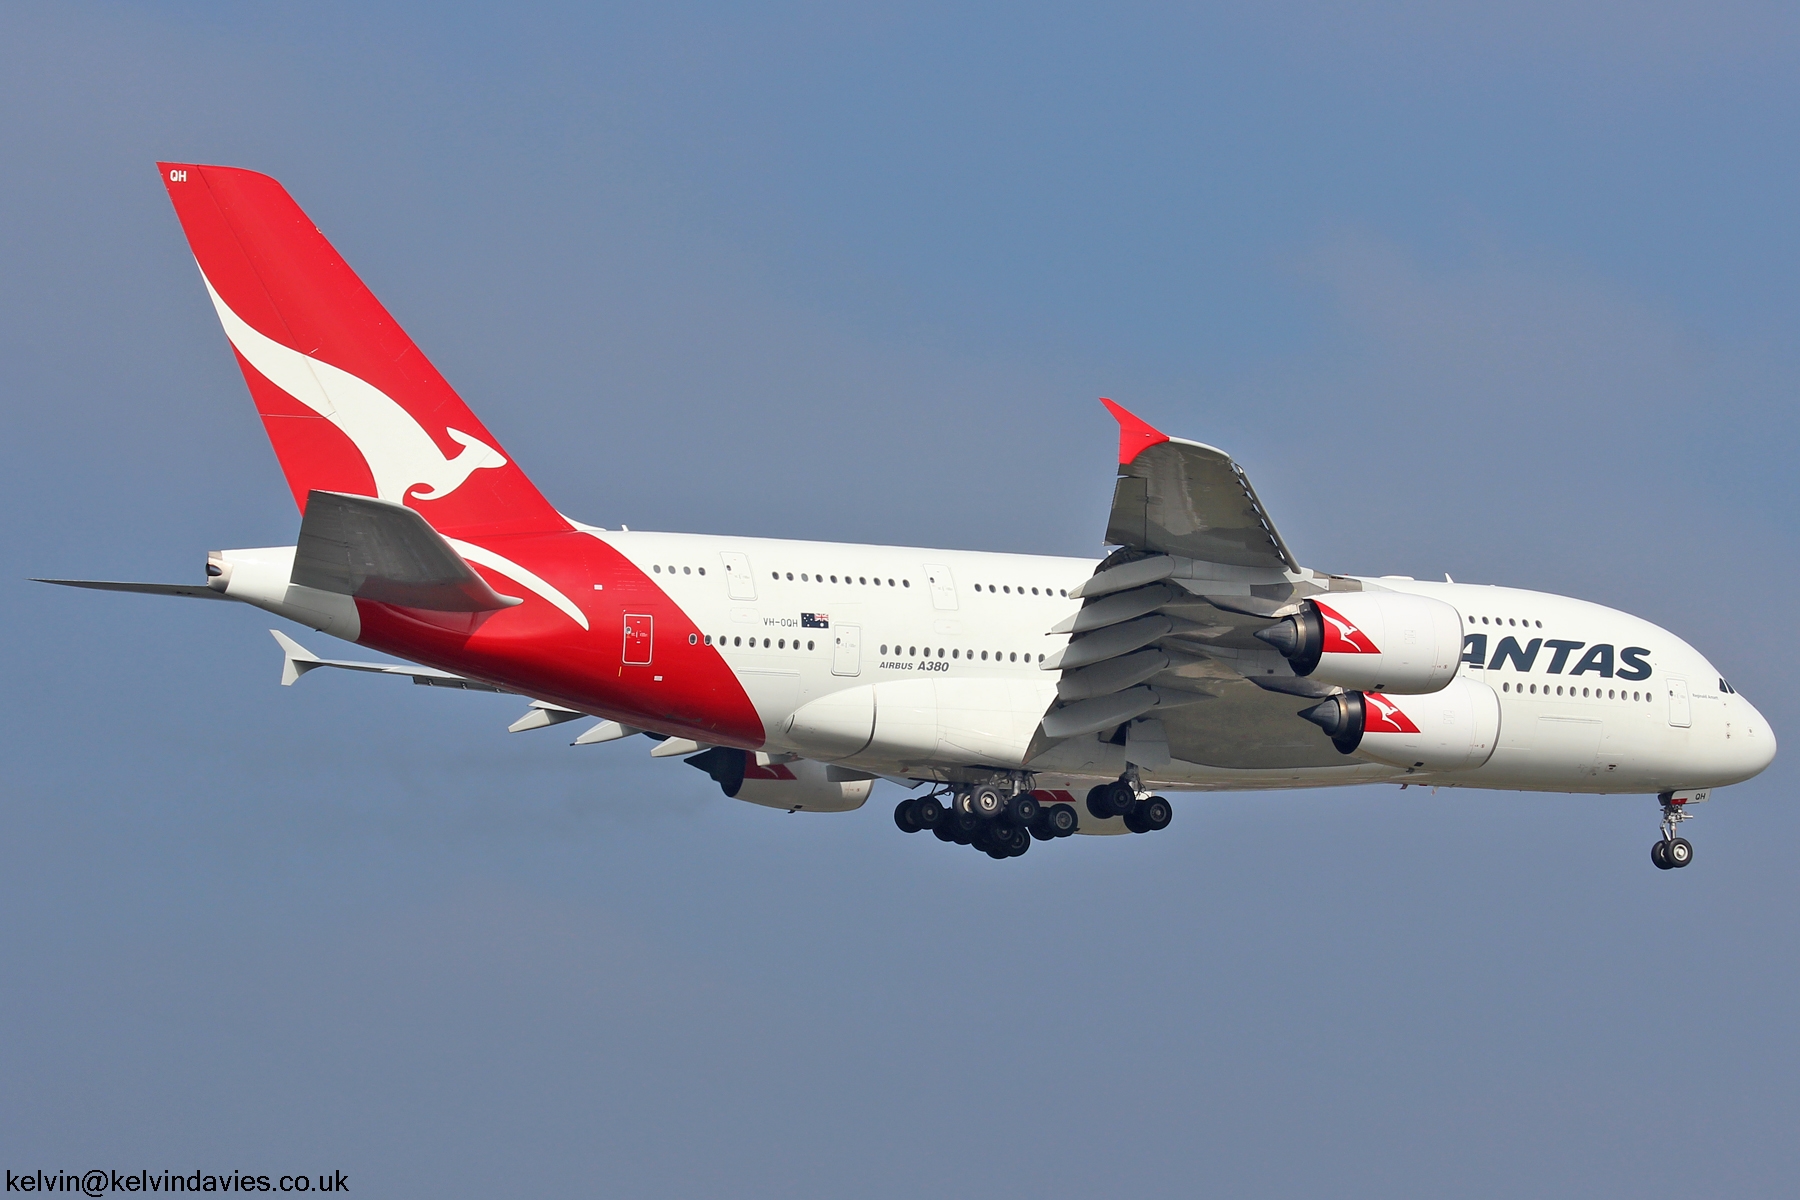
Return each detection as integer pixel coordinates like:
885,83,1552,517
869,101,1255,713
1736,699,1778,781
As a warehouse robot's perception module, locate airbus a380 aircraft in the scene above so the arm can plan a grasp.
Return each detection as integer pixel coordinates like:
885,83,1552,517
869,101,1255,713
43,162,1776,868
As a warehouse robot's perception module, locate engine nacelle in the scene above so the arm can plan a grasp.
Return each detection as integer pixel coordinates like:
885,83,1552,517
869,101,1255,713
1255,591,1463,694
1300,678,1500,772
684,748,872,812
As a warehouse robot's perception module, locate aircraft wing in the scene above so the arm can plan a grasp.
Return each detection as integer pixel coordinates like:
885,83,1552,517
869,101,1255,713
1030,401,1349,772
1099,398,1298,572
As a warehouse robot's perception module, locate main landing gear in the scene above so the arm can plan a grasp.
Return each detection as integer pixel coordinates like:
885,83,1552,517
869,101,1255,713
893,787,1079,860
1084,779,1173,835
1651,793,1695,870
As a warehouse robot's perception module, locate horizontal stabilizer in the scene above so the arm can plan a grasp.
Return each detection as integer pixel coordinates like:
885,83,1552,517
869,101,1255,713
34,579,226,600
293,490,523,612
269,629,502,691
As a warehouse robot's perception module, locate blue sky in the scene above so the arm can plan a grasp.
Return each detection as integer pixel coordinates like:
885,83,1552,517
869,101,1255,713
3,4,1797,1196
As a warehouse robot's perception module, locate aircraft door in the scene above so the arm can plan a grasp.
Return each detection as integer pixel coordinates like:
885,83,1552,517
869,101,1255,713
1667,676,1691,728
720,552,757,601
832,625,862,677
924,564,958,611
623,614,653,664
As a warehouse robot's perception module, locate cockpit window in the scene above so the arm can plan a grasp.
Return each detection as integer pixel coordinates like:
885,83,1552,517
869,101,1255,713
1719,677,1736,694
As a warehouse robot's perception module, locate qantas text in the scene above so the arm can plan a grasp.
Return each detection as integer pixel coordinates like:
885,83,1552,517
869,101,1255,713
1461,636,1651,681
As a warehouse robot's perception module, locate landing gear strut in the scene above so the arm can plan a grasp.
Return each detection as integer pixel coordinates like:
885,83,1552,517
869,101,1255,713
1650,794,1695,870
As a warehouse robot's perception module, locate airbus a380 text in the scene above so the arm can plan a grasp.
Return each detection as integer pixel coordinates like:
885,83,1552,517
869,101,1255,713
42,163,1776,869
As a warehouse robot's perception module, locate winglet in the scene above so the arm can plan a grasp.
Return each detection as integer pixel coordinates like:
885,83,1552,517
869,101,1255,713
1099,398,1170,465
270,629,322,686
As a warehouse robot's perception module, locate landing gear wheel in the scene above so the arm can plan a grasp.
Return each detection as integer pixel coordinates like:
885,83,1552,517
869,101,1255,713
1666,837,1693,868
1122,804,1150,834
1046,803,1079,837
1104,780,1136,817
1028,817,1056,841
1651,840,1672,869
914,796,945,829
1085,785,1113,821
894,798,922,833
1005,793,1040,826
933,820,958,843
970,787,1007,819
1005,825,1031,856
949,810,981,844
1140,796,1173,832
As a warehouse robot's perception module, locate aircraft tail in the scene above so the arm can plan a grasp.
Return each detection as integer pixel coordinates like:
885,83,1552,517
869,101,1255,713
157,162,567,538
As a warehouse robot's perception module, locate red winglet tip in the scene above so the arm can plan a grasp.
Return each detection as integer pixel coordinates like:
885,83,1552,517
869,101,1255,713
1099,397,1170,465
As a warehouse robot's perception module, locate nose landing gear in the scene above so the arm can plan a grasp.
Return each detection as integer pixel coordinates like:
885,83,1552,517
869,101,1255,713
1651,793,1695,870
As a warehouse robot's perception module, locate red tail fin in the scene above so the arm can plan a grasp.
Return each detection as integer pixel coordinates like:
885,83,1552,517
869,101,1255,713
157,162,567,538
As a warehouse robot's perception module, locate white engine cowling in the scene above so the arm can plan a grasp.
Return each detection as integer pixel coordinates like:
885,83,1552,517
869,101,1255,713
684,749,872,812
1255,590,1463,694
1300,678,1500,772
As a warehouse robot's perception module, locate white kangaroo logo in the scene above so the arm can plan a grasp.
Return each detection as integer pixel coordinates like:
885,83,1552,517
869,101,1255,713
202,273,506,504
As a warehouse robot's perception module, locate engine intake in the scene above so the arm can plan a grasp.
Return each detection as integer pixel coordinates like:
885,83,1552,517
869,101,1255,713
1255,590,1463,694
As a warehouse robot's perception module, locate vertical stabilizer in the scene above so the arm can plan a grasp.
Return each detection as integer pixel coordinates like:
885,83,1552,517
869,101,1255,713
157,162,567,539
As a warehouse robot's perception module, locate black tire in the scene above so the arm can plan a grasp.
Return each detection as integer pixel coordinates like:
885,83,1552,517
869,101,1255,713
1651,840,1672,869
933,820,958,842
915,796,945,828
1105,780,1137,817
1122,804,1151,834
1028,816,1055,841
1086,785,1113,821
971,787,1007,819
1141,796,1173,831
894,798,922,833
1667,837,1693,867
950,810,981,844
1047,803,1079,837
1007,793,1040,826
1002,825,1031,856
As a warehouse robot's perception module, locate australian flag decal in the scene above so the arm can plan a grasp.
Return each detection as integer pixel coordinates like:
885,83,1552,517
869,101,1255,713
801,613,830,628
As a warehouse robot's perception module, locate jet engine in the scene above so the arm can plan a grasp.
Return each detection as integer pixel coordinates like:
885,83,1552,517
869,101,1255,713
684,748,872,812
1299,678,1500,772
1254,591,1463,694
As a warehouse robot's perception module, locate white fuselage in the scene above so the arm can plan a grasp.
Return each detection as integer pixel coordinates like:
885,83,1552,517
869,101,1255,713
590,529,1775,796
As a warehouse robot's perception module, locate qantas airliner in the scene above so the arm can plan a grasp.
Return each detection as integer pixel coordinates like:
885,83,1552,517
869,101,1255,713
41,163,1776,868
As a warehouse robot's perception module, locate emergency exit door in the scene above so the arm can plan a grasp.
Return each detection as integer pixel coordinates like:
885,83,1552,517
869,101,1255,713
1667,677,1691,728
623,614,653,664
832,625,861,676
719,552,757,601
